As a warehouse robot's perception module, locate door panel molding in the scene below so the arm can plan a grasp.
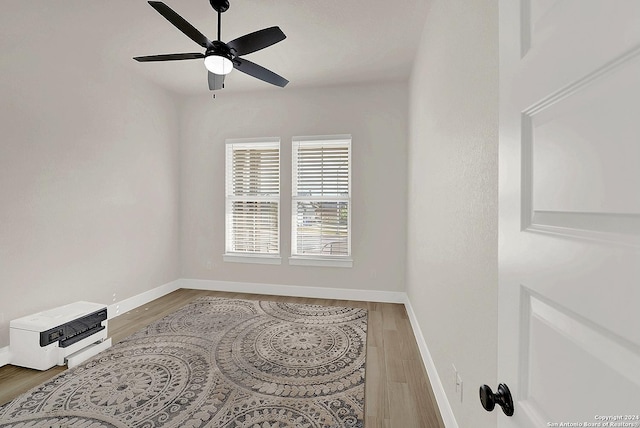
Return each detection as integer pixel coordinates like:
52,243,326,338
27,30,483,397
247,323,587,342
521,0,565,58
519,286,640,420
519,0,531,57
520,44,640,246
526,288,640,388
528,211,640,245
523,44,640,117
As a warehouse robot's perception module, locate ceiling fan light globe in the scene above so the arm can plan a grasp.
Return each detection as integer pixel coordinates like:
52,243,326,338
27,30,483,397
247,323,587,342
204,55,233,75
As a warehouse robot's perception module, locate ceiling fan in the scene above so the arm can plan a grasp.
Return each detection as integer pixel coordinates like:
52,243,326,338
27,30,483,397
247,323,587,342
134,0,289,91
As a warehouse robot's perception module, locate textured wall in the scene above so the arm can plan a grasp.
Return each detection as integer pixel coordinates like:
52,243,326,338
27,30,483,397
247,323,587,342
406,0,499,426
179,83,408,292
0,7,181,347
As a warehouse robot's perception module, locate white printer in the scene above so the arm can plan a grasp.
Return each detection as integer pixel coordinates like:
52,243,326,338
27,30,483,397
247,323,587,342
10,301,112,370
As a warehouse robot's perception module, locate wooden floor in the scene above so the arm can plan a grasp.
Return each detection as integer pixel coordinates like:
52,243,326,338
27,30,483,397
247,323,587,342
0,289,444,427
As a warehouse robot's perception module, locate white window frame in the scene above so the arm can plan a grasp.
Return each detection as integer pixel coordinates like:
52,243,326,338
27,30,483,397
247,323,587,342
290,135,353,268
224,137,281,265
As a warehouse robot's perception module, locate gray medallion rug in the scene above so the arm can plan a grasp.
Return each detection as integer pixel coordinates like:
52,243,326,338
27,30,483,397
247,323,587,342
0,297,368,427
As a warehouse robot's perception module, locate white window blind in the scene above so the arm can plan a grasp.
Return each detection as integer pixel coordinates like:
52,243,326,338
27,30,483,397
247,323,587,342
225,139,280,257
292,136,351,260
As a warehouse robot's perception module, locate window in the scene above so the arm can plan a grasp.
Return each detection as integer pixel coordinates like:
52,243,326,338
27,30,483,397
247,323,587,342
224,138,280,264
291,135,352,267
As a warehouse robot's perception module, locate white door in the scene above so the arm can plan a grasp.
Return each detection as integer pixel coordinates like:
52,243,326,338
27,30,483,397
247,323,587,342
497,1,640,427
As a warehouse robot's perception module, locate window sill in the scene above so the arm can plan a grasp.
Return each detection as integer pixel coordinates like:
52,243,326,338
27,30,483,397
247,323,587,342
288,256,353,268
223,254,282,265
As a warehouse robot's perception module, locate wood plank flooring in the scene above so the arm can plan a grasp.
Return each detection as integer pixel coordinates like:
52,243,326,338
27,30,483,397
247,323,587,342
0,289,444,427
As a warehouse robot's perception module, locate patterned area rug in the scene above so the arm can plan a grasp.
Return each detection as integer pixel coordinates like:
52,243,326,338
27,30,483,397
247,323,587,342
0,297,368,427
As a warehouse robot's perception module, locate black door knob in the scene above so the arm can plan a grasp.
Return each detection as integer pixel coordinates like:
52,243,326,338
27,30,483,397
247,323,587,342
479,383,514,416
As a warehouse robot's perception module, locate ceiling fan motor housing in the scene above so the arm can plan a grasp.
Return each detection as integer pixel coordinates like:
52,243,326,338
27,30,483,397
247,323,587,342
206,40,233,61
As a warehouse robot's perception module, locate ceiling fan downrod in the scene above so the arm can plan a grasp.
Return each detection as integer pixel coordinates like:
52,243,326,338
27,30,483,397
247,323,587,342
210,0,229,41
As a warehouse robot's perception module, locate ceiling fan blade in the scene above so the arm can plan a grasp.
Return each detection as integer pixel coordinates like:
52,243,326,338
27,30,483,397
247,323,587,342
134,53,204,62
234,57,288,87
227,27,286,56
208,72,225,90
148,1,212,49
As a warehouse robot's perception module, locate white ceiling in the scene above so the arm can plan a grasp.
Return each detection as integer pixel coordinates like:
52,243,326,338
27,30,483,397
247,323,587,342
1,0,430,95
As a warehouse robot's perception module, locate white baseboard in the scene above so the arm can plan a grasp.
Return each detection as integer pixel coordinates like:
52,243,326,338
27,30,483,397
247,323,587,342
179,278,406,303
107,279,182,319
403,295,458,428
0,346,10,367
0,277,456,427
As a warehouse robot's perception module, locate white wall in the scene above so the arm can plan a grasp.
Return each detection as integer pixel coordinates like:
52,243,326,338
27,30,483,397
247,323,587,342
180,83,408,292
0,7,181,347
406,0,499,427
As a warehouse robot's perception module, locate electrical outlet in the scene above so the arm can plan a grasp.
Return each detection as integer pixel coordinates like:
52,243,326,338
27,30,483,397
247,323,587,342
112,293,117,303
206,261,213,270
452,364,463,403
